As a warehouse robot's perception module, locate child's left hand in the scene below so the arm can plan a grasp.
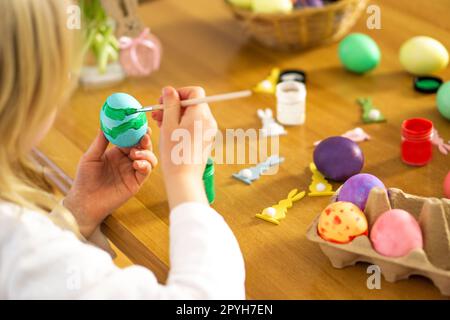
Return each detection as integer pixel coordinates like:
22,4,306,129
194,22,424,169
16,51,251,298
64,130,157,238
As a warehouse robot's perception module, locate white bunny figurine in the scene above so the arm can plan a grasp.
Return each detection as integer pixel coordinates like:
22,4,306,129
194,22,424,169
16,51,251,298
257,108,287,137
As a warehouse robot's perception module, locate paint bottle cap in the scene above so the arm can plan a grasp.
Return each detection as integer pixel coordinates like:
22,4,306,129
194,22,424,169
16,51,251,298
414,76,443,94
402,118,433,142
278,69,307,84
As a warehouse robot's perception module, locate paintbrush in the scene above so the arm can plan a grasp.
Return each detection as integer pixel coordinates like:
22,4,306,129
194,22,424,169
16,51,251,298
134,90,252,113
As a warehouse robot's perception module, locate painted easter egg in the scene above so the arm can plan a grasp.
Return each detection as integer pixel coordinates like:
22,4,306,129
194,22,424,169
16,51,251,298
338,33,381,74
100,93,148,148
313,136,364,182
229,0,252,9
318,201,368,244
399,36,449,75
252,0,293,13
437,81,450,120
338,174,385,210
444,171,450,199
370,209,423,258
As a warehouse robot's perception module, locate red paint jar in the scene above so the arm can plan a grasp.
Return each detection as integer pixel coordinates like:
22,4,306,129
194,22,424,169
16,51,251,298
401,118,433,166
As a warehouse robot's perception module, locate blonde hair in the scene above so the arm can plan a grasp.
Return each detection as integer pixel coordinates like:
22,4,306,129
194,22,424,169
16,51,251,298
0,0,79,214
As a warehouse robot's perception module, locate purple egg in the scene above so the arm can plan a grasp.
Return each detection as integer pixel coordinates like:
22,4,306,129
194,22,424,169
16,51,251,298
313,136,364,181
338,174,385,210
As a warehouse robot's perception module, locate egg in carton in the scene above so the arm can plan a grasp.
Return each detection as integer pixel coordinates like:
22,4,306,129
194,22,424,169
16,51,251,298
306,187,450,296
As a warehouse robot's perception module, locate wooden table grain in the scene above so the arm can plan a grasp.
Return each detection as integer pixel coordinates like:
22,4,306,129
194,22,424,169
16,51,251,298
38,0,450,299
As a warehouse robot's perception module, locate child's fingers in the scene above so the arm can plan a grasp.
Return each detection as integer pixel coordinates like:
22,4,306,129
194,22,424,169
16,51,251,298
156,87,203,127
176,86,211,123
133,160,151,184
139,133,153,151
177,86,206,100
152,97,164,126
130,149,158,168
133,160,151,173
118,131,152,155
83,130,109,161
151,110,163,127
117,145,132,155
162,86,181,127
151,110,163,122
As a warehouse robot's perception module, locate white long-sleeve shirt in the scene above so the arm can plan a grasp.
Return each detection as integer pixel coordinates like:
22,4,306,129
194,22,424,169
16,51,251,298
0,202,246,299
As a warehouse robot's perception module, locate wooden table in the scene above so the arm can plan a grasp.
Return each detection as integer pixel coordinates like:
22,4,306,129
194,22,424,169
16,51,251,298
38,0,450,299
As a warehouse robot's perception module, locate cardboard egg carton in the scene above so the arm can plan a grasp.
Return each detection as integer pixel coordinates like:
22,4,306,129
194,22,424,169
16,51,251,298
306,187,450,296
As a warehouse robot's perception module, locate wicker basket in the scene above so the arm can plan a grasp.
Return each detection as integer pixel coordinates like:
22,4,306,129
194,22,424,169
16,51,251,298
225,0,369,50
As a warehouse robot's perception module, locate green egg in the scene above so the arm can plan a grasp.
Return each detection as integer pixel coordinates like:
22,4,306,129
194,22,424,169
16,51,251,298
437,81,450,120
338,33,381,74
100,93,148,148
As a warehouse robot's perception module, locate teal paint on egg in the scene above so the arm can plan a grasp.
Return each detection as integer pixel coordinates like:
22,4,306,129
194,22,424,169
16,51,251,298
100,93,148,147
338,33,381,74
437,81,450,120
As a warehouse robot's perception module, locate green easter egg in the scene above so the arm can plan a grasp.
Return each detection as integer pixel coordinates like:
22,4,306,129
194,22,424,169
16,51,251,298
339,33,381,74
437,81,450,120
100,93,148,148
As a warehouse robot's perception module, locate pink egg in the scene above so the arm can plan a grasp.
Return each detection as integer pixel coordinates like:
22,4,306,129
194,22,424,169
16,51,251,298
444,171,450,199
370,209,423,258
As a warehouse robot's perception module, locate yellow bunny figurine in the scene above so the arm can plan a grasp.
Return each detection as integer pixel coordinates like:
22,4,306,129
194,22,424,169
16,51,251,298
253,68,280,95
256,189,305,225
308,163,335,196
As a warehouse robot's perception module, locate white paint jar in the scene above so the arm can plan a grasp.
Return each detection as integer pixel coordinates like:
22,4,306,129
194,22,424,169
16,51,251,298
276,81,306,125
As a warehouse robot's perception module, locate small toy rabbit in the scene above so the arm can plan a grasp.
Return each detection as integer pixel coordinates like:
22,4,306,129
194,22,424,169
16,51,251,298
357,98,386,123
232,155,284,185
101,0,142,37
308,162,334,196
313,127,370,146
253,68,280,94
431,129,450,155
256,189,305,225
257,108,287,137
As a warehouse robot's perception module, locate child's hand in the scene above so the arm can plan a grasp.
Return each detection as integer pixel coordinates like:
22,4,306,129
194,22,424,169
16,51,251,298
64,131,157,238
152,86,217,209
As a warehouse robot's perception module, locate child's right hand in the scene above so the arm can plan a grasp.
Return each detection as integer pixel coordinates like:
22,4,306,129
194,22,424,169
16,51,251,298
152,86,218,209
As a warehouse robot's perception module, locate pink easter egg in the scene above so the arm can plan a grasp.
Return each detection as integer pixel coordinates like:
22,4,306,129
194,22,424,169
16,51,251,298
370,209,423,258
444,171,450,199
119,31,162,77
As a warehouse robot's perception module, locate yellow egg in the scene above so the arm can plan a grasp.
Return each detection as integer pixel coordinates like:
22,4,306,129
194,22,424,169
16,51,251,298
318,201,368,244
399,36,449,75
252,0,293,14
229,0,252,9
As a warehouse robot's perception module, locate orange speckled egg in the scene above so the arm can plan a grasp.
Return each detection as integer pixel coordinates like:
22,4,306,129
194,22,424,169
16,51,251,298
318,201,368,244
